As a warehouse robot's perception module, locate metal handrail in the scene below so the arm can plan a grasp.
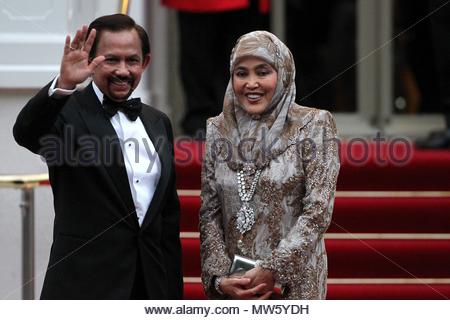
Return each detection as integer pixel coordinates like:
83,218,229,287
0,173,48,188
0,173,48,300
120,0,130,15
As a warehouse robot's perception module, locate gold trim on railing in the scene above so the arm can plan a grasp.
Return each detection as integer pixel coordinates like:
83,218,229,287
2,175,450,198
0,173,49,188
120,0,130,14
180,232,200,238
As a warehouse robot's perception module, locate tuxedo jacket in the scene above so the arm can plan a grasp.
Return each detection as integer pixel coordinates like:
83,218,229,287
13,82,183,299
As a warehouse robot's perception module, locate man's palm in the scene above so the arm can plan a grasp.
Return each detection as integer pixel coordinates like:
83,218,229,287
58,25,105,89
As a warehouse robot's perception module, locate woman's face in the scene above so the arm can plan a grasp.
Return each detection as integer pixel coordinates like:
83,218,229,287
232,57,278,115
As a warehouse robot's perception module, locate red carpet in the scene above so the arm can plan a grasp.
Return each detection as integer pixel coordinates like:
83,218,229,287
174,141,450,190
329,197,450,233
175,141,450,299
184,283,450,300
180,196,450,234
181,238,450,279
326,283,450,300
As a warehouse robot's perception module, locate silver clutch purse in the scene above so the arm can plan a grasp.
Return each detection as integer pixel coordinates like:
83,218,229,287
229,254,256,275
229,254,285,296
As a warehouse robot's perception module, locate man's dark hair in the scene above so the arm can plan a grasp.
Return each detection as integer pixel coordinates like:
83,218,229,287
87,13,151,60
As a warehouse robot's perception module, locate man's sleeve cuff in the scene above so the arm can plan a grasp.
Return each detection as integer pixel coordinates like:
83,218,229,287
48,76,77,98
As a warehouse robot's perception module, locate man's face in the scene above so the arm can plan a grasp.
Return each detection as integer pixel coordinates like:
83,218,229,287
92,29,150,101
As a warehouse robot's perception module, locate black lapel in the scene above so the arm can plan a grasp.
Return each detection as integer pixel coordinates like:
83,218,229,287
74,84,138,228
139,106,172,230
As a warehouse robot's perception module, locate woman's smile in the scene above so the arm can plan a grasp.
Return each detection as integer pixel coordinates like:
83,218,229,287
233,57,278,115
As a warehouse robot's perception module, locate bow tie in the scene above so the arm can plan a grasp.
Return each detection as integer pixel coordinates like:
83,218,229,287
103,96,142,121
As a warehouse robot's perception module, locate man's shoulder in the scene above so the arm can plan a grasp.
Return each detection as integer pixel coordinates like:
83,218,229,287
141,104,175,134
142,103,168,117
141,103,170,123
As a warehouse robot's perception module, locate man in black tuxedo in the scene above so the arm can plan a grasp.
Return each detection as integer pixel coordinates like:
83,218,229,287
13,14,183,299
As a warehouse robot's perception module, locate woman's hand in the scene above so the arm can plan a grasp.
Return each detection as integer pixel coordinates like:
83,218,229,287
243,267,275,294
219,276,272,299
58,25,105,90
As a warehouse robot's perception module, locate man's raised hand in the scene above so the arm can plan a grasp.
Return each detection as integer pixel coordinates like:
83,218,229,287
58,25,105,89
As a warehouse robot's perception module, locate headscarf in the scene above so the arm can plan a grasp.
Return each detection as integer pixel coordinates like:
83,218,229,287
220,30,296,171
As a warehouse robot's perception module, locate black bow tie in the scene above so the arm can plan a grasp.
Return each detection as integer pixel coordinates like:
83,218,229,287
103,96,142,121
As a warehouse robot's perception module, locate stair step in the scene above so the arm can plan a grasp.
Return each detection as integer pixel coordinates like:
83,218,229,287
179,195,450,233
174,141,450,191
179,196,200,232
175,141,203,190
183,282,450,299
337,143,450,191
326,239,450,278
329,197,450,233
181,238,450,278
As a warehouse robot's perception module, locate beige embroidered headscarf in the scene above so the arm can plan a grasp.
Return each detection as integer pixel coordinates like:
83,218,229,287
222,30,296,170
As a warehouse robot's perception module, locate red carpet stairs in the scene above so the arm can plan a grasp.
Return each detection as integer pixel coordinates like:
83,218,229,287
174,141,450,299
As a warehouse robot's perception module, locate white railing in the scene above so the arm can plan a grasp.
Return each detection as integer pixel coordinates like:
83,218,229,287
0,173,48,300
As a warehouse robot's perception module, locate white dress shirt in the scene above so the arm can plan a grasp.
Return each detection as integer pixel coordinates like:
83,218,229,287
49,77,161,226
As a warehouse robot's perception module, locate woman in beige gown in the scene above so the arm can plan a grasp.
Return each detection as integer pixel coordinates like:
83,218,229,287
199,30,340,299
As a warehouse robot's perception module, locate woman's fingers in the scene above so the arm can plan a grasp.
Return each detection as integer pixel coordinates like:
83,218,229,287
256,291,273,300
221,277,250,298
218,277,271,300
250,283,267,295
237,282,267,299
232,277,251,286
